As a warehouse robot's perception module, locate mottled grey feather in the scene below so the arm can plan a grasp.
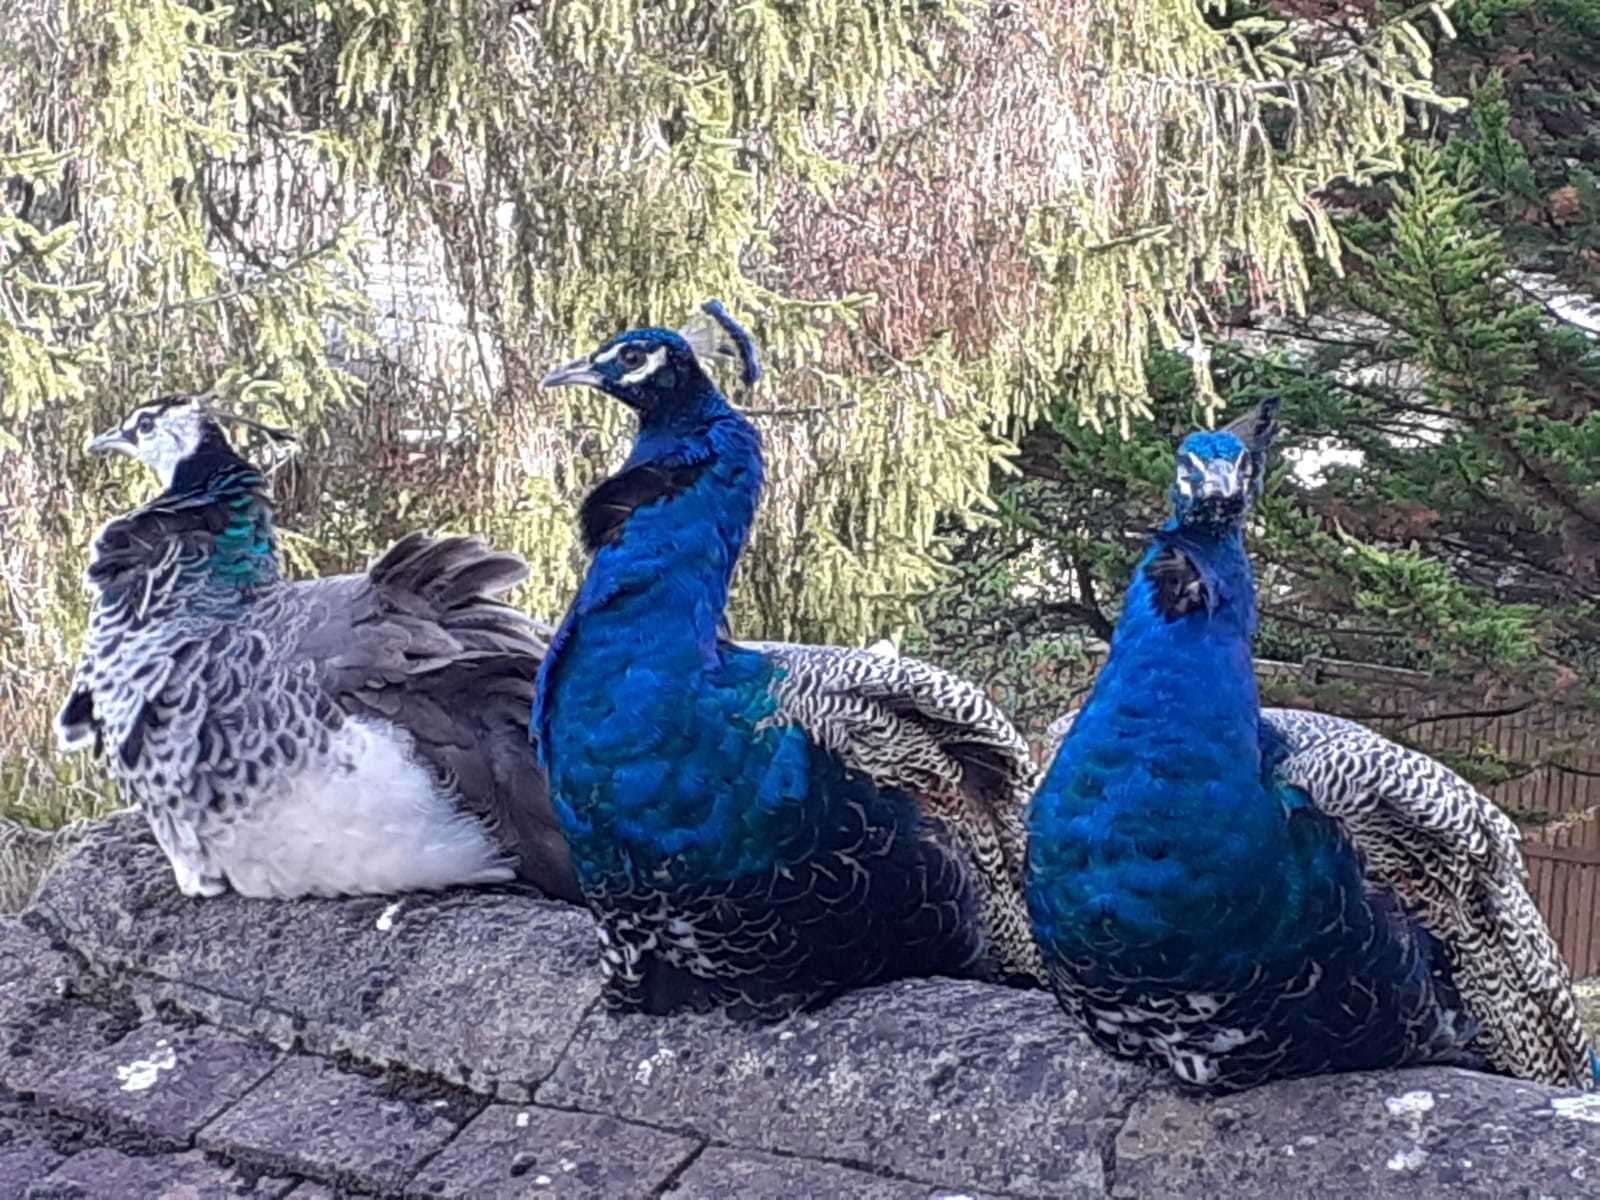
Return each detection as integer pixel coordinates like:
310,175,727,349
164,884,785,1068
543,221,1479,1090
59,509,580,902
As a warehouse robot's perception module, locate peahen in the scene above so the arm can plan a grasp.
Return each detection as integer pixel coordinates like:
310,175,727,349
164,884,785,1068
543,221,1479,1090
1026,400,1594,1092
532,301,1041,1019
57,394,581,904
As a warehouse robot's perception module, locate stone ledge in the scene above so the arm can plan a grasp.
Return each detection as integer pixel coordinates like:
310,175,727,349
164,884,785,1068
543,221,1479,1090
0,812,1594,1199
34,1022,281,1146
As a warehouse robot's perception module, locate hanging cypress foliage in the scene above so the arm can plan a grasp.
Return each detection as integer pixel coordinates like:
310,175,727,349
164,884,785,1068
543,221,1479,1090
0,0,1459,826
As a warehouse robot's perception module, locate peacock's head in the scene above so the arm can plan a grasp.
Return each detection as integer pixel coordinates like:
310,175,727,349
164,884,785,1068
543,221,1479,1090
539,300,762,425
1170,398,1280,529
88,393,293,490
87,395,217,488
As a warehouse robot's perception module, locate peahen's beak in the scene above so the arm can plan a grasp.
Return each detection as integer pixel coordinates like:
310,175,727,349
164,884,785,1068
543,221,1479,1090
85,426,135,457
540,358,604,391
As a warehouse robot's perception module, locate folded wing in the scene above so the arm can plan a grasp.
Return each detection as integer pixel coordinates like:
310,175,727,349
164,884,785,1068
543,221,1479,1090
746,639,1042,982
1268,709,1591,1087
292,533,581,902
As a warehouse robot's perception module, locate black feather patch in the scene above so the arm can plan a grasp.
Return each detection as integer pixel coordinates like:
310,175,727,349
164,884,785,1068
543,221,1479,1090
58,688,96,734
579,462,710,551
88,463,266,594
1147,544,1211,619
119,704,154,769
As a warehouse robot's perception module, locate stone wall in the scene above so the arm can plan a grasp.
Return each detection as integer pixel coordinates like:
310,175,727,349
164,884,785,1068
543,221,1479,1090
2,813,1598,1198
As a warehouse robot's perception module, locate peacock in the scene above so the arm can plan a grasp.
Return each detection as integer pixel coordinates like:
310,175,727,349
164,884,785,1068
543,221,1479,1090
1026,399,1594,1092
57,394,581,904
531,301,1041,1019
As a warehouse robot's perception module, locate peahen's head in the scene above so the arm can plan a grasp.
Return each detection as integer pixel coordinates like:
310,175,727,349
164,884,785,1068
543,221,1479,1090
88,394,291,491
1169,398,1280,529
539,300,762,427
88,395,223,488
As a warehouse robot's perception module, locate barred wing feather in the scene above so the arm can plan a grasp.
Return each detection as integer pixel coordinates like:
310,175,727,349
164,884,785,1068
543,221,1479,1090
1267,710,1591,1087
744,640,1042,982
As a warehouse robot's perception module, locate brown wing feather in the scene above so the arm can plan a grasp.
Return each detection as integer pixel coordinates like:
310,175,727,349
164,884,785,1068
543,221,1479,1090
292,533,580,903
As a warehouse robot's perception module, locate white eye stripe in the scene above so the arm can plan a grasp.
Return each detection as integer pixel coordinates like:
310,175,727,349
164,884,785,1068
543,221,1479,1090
593,344,623,365
617,345,668,386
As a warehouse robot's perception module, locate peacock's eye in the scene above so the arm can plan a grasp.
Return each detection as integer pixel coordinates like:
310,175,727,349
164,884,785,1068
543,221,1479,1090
136,413,156,436
618,345,646,370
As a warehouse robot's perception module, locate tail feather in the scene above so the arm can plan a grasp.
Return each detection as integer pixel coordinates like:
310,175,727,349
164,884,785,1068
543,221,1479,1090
368,532,530,610
365,532,547,659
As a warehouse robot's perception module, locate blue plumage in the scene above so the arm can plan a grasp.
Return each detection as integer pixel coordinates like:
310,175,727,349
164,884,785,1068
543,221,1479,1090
1026,402,1488,1091
532,305,1028,1018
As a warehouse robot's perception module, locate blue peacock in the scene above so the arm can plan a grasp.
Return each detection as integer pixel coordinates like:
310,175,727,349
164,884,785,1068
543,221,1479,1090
532,301,1042,1018
1026,399,1594,1091
59,394,580,904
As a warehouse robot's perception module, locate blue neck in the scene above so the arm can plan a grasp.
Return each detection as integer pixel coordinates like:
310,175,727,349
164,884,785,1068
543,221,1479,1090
534,394,765,756
1119,517,1258,673
1076,518,1260,767
579,407,759,634
1027,515,1305,976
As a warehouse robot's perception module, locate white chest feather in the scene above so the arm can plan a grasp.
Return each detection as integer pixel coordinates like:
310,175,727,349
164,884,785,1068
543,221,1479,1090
153,716,513,899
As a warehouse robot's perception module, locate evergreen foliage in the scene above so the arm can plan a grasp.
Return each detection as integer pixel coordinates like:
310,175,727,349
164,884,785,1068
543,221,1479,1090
928,1,1600,788
1,1,1455,826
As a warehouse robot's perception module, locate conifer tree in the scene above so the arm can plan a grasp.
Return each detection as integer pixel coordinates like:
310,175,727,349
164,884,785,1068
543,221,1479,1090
1,1,1455,831
929,1,1600,794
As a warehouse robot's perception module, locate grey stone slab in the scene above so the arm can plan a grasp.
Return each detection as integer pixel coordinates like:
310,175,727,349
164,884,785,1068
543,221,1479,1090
407,1103,700,1198
0,917,130,1094
19,814,1600,1200
36,1021,280,1144
28,1146,293,1198
0,1109,67,1195
539,976,1147,1198
662,1148,1007,1199
1113,1067,1600,1199
0,917,77,1001
199,1053,481,1192
30,813,601,1100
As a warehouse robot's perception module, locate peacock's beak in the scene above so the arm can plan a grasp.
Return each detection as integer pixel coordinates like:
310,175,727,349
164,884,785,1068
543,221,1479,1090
540,358,604,391
1197,454,1248,501
85,426,135,457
